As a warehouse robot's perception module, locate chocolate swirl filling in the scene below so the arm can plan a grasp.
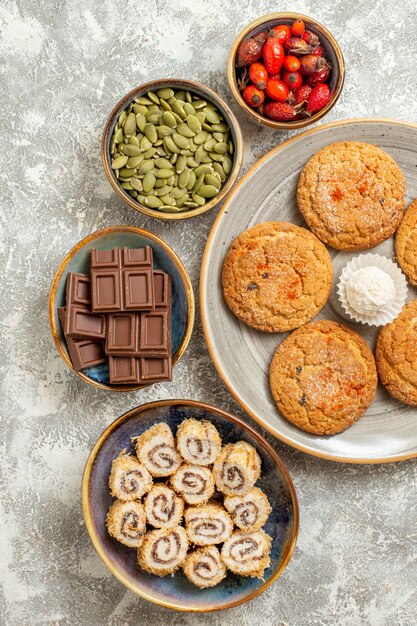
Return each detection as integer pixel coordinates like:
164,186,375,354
193,553,219,580
120,511,144,540
181,470,207,495
233,502,259,528
228,536,263,562
184,437,214,463
190,519,226,539
151,532,182,564
151,493,176,524
223,464,245,491
148,443,177,470
120,469,147,495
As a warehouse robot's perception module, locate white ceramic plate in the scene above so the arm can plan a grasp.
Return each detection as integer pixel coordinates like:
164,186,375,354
201,119,417,463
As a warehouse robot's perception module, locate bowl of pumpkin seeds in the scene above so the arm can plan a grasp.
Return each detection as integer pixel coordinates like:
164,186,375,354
102,79,244,219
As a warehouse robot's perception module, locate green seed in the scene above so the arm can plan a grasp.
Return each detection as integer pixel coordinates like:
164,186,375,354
124,113,137,136
166,174,176,186
186,156,198,168
195,145,208,165
159,99,171,112
180,149,193,156
183,102,196,116
170,153,178,164
162,111,177,128
211,122,228,132
202,122,213,132
155,158,173,169
164,136,180,153
187,114,202,133
136,114,147,132
172,111,183,124
186,170,196,190
135,96,153,105
177,122,195,138
154,168,173,178
229,141,234,154
194,130,208,145
194,164,213,176
146,112,160,124
171,186,188,199
172,133,189,149
148,104,161,112
111,155,128,169
209,152,224,162
127,189,138,198
223,156,232,174
193,173,204,193
196,111,206,124
114,128,124,143
118,111,127,126
140,136,153,152
143,171,156,192
139,160,154,175
185,91,193,103
212,132,223,142
133,104,148,115
157,88,175,100
142,147,156,159
128,135,140,147
172,100,186,119
204,137,216,152
159,205,181,213
137,195,146,204
145,195,163,208
122,144,141,156
192,192,206,206
121,181,134,190
147,91,160,104
154,185,173,196
119,167,134,178
214,142,229,155
144,123,158,144
183,201,199,207
188,139,197,153
178,168,190,188
198,184,218,198
192,99,207,109
157,125,174,137
175,91,186,101
160,194,176,205
205,173,221,189
130,178,143,191
176,155,187,173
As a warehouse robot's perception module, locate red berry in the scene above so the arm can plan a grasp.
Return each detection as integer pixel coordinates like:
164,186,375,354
311,44,326,56
262,101,299,121
299,55,330,76
269,24,292,43
302,30,320,47
236,37,264,67
305,83,331,114
265,78,290,102
283,71,302,90
294,85,312,103
306,65,331,86
243,85,265,108
291,19,305,37
284,37,312,55
263,38,285,74
249,62,269,89
283,55,301,71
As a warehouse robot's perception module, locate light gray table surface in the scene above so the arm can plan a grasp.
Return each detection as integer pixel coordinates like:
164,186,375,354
1,0,416,624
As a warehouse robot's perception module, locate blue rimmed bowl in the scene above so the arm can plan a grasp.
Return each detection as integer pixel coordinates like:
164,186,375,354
82,400,299,611
48,226,195,391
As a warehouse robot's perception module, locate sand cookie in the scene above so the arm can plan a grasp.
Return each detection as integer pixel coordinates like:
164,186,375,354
106,499,146,549
270,320,378,435
213,441,261,496
224,487,271,533
184,503,233,546
222,221,332,332
375,300,417,405
176,418,222,465
183,546,227,588
144,484,184,528
395,198,417,285
108,454,153,501
221,529,272,578
135,422,181,477
171,463,215,505
137,526,189,576
297,141,406,251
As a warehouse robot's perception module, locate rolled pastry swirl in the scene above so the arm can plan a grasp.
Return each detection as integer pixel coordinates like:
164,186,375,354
223,487,271,533
144,484,184,529
183,546,227,588
213,441,261,496
135,423,181,477
221,529,272,578
138,526,189,577
108,454,153,501
106,499,146,549
171,463,215,505
184,503,233,546
176,418,222,466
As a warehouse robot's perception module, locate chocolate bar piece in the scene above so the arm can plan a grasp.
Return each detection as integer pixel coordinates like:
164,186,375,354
58,308,107,372
65,304,106,340
106,313,138,356
140,356,172,382
153,271,171,308
90,247,154,312
139,311,170,356
109,355,140,384
66,273,91,306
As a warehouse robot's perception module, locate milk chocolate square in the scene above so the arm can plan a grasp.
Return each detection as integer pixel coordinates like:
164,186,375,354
153,271,171,308
66,273,91,306
91,248,121,269
139,311,169,356
109,356,140,384
58,307,106,371
140,356,172,382
91,270,122,312
123,269,154,310
122,246,153,267
65,304,106,340
106,313,139,356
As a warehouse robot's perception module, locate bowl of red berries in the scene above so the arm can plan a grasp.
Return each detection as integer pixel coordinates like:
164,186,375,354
228,13,345,129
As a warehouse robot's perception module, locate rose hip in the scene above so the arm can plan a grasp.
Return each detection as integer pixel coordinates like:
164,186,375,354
299,55,330,75
262,101,301,121
283,71,302,90
266,78,290,102
283,54,301,71
243,85,265,107
294,84,312,103
302,30,320,47
263,37,285,74
284,37,312,55
249,62,269,89
305,83,330,113
269,24,292,43
236,37,264,67
311,44,326,56
291,19,305,37
306,65,331,86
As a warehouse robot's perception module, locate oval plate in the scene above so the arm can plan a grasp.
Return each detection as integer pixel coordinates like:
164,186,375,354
201,119,417,463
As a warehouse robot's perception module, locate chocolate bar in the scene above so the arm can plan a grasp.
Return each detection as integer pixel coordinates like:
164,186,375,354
139,310,170,356
66,272,91,306
153,271,171,308
58,308,106,371
109,355,140,384
91,247,154,312
65,304,106,340
106,312,138,356
140,356,172,382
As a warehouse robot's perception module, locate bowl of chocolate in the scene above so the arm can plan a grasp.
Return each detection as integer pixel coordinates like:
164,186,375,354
49,226,195,391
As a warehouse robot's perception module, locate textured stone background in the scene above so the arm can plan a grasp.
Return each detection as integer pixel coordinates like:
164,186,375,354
1,0,417,624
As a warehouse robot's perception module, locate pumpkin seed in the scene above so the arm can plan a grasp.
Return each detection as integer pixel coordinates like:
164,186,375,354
185,91,193,103
133,103,148,115
229,141,234,154
175,91,186,101
172,133,189,149
205,173,221,189
164,136,180,153
146,112,160,124
157,88,175,100
211,122,228,132
128,189,138,198
147,91,160,104
157,125,174,138
143,171,156,192
202,122,213,132
192,192,206,206
159,205,181,213
204,108,221,124
119,167,134,178
160,194,176,205
180,149,193,156
142,147,156,159
213,132,224,142
183,102,196,116
209,152,224,162
196,111,206,124
187,114,202,133
186,170,196,190
137,195,146,204
135,96,153,105
154,168,173,178
171,186,188,199
114,128,124,143
188,139,197,153
123,144,141,156
177,122,195,138
193,99,207,109
223,155,232,174
130,177,143,191
139,160,154,175
145,195,163,208
128,136,139,147
172,100,186,119
155,158,173,169
136,114,147,132
198,184,218,198
183,201,199,207
144,123,158,144
194,130,208,145
195,145,208,165
124,113,137,136
176,155,187,173
170,153,178,164
194,164,213,176
159,98,172,111
154,185,173,196
121,181,134,190
204,137,216,152
214,142,229,155
193,173,204,193
166,174,176,186
162,111,177,128
178,168,190,188
148,104,161,112
186,156,198,168
171,111,183,124
118,110,127,126
140,136,153,152
111,155,128,169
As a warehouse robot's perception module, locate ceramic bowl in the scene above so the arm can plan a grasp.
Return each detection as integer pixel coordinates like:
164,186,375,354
102,79,244,220
228,12,345,130
82,400,299,611
48,226,194,391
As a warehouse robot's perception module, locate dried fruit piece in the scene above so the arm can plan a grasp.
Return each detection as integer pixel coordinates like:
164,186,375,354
243,85,265,108
261,101,301,121
283,71,302,90
283,55,301,71
265,78,290,102
294,84,312,103
291,19,305,37
249,62,269,89
269,24,291,43
305,83,331,114
299,55,330,76
284,37,312,55
302,30,320,47
263,38,285,74
236,37,264,67
306,65,331,86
